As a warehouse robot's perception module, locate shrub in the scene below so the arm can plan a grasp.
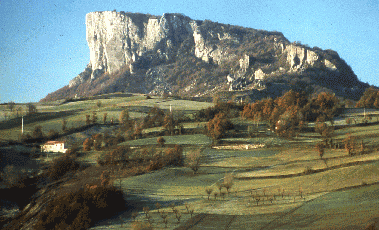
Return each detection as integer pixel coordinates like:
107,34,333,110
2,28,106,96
164,145,184,166
85,115,91,125
103,113,107,124
205,187,213,200
132,221,153,230
92,133,103,151
47,129,60,139
344,134,356,156
157,137,166,147
83,138,93,151
100,170,111,186
96,100,102,108
97,145,131,166
32,125,45,140
62,118,67,132
43,154,81,181
303,166,314,175
207,113,234,141
223,173,234,194
92,111,98,124
0,165,29,188
20,133,33,143
33,184,126,230
315,118,334,140
316,142,325,159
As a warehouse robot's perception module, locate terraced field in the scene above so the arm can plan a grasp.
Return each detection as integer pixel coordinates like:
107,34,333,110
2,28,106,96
2,96,379,229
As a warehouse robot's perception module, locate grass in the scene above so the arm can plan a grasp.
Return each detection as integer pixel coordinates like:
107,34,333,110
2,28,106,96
0,95,212,141
3,97,379,229
120,134,212,146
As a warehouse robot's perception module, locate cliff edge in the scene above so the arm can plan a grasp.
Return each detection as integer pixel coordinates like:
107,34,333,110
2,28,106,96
42,11,367,102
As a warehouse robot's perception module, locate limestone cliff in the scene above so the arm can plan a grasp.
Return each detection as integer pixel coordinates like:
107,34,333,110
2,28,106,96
42,11,367,102
85,12,193,79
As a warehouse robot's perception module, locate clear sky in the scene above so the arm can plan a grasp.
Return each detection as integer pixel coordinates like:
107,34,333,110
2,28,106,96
0,0,378,103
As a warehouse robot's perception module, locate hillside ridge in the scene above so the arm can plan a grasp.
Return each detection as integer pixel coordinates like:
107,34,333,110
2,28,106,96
41,11,368,102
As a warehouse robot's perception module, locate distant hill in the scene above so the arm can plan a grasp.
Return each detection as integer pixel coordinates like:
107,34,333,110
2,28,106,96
41,11,369,102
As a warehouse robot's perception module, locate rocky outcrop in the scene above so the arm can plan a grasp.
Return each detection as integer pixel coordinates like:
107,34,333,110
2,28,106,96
41,11,366,102
285,44,320,71
85,12,194,79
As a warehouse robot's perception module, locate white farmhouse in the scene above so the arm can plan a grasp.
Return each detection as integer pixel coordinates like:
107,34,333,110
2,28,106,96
41,141,68,153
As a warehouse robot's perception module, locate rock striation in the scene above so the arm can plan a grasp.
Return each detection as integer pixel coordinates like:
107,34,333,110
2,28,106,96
85,12,194,80
42,11,367,102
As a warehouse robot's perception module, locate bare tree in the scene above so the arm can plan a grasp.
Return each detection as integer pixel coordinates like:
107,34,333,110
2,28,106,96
316,142,325,159
27,103,37,115
187,149,202,174
8,101,15,112
103,113,107,124
223,173,234,194
96,100,102,109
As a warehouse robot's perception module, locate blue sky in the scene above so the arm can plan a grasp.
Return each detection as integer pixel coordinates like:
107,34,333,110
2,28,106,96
0,0,378,103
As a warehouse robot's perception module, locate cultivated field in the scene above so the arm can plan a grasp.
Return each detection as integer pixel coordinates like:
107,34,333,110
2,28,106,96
1,95,379,229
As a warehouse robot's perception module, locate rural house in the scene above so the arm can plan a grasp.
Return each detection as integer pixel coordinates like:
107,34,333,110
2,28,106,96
41,141,68,153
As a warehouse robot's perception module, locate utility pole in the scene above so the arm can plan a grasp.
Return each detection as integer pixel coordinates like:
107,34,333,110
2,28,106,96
21,116,24,134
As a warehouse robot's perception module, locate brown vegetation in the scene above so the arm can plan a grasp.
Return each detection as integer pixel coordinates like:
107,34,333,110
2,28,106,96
356,86,379,108
242,90,340,137
187,149,202,174
207,113,234,141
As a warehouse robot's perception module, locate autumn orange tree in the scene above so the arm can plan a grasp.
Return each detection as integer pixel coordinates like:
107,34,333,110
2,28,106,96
356,86,379,108
163,113,176,135
315,116,334,144
92,133,103,151
242,90,340,138
207,113,234,142
242,90,307,137
313,92,340,123
344,133,356,156
83,138,93,151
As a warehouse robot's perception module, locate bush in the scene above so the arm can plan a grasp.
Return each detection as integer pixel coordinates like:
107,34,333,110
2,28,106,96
207,113,234,141
83,138,93,151
344,134,356,156
47,129,60,139
20,133,33,143
92,133,103,151
164,145,184,166
32,125,45,140
132,221,153,230
43,154,81,181
97,145,131,166
33,184,126,230
0,165,29,188
157,137,166,147
316,142,325,159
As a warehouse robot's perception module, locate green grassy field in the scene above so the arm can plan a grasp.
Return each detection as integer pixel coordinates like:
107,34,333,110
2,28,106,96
2,96,379,229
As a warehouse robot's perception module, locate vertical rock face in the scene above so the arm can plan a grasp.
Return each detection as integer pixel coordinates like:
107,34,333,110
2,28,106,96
86,11,194,79
42,11,364,102
285,44,320,71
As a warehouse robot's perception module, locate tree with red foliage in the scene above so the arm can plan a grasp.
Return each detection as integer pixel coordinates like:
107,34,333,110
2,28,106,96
83,138,93,151
157,137,165,147
356,86,379,108
207,113,234,141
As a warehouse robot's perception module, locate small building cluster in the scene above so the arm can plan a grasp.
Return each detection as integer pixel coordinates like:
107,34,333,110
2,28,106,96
41,141,68,153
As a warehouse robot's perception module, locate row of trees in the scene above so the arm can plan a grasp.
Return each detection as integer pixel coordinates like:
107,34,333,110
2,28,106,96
242,91,340,137
2,103,37,121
